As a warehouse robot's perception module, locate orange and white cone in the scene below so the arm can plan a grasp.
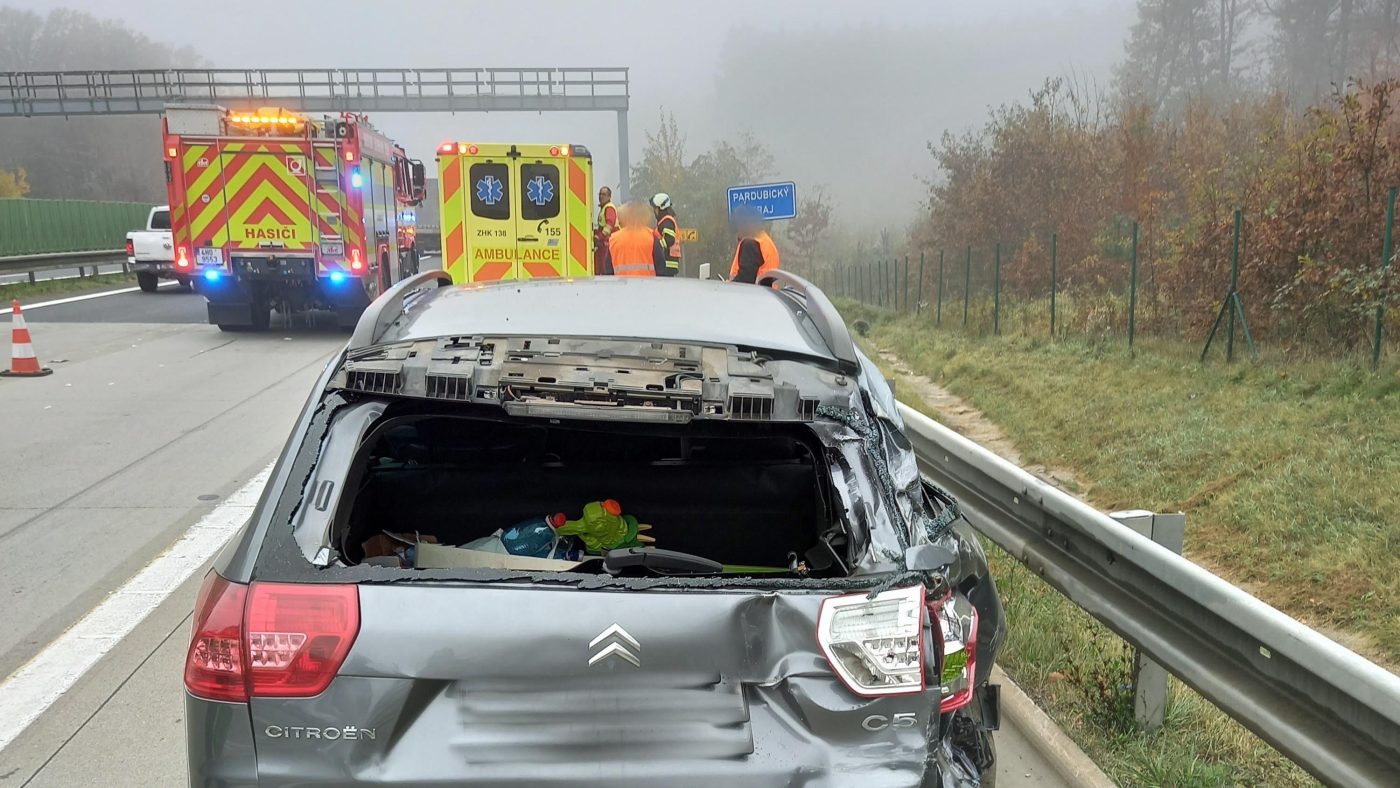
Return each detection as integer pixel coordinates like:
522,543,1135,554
2,299,52,378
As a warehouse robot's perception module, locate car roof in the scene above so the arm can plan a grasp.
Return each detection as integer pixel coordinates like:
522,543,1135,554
378,277,839,362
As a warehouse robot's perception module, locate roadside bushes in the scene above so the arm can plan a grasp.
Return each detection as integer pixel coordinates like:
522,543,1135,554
919,79,1400,350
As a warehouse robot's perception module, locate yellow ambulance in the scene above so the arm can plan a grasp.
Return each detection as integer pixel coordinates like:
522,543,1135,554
435,142,595,283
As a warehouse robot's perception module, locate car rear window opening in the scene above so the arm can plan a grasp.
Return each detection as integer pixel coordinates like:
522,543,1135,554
331,414,850,577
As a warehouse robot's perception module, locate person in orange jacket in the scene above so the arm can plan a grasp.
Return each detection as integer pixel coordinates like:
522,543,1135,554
728,207,781,284
608,202,667,277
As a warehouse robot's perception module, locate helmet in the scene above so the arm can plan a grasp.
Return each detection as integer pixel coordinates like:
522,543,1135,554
650,193,672,211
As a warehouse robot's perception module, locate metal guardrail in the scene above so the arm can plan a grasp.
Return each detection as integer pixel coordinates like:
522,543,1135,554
901,404,1400,787
0,250,127,282
0,68,630,116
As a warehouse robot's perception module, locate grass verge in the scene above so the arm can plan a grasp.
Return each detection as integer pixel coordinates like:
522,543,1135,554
0,272,138,305
838,302,1400,786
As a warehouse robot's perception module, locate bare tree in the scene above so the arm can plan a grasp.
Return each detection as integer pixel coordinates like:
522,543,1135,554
1117,0,1252,112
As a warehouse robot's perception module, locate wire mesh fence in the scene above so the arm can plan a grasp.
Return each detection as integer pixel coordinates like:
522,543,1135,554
815,198,1400,370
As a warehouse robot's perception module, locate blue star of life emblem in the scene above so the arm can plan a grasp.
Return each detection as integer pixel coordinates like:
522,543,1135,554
476,175,504,206
527,175,554,206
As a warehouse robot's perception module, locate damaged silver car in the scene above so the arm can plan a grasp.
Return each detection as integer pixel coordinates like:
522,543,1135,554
183,271,1006,787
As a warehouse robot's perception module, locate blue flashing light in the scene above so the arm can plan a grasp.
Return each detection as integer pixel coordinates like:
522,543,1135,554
350,167,364,189
203,268,222,283
329,271,347,284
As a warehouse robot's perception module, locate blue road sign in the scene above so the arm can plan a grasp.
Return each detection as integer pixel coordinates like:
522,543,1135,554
727,181,798,221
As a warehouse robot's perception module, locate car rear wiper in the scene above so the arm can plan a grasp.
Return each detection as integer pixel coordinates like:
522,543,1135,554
602,547,723,576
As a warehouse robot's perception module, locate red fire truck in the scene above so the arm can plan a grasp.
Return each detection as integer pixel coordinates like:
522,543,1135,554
162,105,426,330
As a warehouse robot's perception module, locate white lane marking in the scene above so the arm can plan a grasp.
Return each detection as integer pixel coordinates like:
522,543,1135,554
7,281,178,312
0,462,274,754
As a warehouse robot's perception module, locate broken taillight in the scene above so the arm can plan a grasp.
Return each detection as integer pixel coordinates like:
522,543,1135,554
933,595,979,714
184,573,359,702
816,585,926,697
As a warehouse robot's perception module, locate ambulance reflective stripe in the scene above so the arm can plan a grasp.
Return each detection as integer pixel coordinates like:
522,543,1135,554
566,157,591,276
439,154,467,283
472,249,514,282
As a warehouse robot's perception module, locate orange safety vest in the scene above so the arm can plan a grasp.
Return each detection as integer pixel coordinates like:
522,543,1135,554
729,231,781,282
608,227,659,277
656,214,682,269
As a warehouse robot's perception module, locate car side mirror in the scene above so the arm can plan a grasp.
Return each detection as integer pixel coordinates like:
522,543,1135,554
409,160,427,203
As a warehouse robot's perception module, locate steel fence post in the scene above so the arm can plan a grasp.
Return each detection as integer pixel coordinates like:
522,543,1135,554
903,255,910,313
963,246,971,328
1050,232,1057,339
916,252,925,317
937,250,945,326
1129,221,1139,352
1227,209,1241,363
1374,186,1397,371
993,242,1001,336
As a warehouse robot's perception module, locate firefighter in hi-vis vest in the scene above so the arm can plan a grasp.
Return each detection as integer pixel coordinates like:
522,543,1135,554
594,186,620,275
728,206,781,284
608,202,668,277
650,193,681,277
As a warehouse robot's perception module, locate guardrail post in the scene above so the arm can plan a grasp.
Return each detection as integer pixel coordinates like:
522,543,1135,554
1110,509,1186,732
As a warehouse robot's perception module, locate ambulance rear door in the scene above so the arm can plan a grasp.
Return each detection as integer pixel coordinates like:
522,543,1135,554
462,147,516,282
514,147,567,279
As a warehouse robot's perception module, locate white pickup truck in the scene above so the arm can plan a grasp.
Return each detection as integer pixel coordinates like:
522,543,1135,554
125,206,191,292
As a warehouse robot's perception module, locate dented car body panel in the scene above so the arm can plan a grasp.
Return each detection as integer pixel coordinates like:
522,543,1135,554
187,276,1004,787
244,587,946,786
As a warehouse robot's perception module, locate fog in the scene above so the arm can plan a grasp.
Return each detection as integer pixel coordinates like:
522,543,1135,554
4,0,1134,224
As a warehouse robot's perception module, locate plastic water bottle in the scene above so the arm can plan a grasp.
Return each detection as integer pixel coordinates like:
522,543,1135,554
501,513,573,559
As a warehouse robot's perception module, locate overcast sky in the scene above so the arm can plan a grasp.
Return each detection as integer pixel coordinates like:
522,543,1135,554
10,0,1135,222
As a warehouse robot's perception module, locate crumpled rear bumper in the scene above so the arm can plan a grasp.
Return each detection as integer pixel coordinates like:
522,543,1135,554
236,676,986,787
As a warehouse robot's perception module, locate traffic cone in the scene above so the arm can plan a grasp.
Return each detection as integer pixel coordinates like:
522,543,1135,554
1,299,52,378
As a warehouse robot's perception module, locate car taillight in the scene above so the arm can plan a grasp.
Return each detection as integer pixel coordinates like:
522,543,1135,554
349,248,364,272
933,595,979,714
817,585,926,697
245,582,359,697
124,239,134,256
183,574,359,703
184,572,249,702
175,246,191,269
